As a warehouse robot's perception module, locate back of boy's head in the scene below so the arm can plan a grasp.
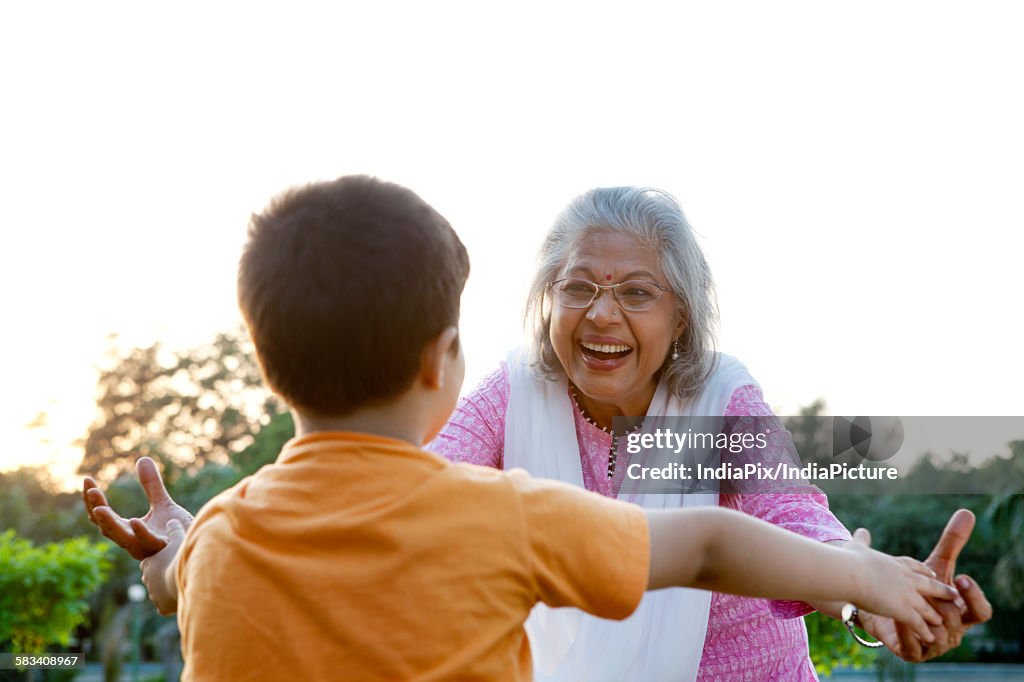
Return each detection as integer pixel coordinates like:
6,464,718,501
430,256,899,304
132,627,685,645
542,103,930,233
238,175,470,418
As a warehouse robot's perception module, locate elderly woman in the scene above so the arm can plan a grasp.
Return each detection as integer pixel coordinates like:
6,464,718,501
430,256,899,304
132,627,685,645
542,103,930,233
427,187,987,680
85,186,989,680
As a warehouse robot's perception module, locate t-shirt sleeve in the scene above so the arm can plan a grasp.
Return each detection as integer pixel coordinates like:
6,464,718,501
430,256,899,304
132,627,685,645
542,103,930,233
505,469,649,621
427,364,509,468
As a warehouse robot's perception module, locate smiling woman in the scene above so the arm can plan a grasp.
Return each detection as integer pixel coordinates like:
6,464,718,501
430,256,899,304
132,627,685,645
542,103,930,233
425,186,984,681
428,187,859,679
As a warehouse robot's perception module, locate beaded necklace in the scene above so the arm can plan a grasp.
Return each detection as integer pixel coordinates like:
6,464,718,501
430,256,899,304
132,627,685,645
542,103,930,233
569,385,645,479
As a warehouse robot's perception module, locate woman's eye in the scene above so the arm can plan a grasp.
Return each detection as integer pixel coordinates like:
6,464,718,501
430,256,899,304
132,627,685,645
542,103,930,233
565,281,594,293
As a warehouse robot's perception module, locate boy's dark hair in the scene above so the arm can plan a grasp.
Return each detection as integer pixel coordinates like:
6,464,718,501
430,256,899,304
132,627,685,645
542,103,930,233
238,175,470,417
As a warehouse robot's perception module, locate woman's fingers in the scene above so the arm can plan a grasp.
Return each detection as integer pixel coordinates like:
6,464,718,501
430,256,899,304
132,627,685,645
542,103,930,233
956,575,994,626
926,509,975,582
851,527,871,548
894,619,924,661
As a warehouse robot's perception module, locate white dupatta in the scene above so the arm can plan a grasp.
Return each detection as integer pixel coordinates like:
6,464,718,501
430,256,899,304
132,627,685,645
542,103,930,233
504,349,757,682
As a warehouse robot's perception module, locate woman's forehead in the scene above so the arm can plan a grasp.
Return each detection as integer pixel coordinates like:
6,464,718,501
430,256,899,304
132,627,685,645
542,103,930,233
563,231,662,278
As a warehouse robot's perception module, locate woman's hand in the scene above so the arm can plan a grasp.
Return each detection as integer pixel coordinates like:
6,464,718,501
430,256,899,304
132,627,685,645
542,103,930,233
844,528,963,644
82,456,194,560
854,510,993,661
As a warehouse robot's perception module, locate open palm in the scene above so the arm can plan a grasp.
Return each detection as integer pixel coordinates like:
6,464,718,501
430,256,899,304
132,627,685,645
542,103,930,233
83,457,194,560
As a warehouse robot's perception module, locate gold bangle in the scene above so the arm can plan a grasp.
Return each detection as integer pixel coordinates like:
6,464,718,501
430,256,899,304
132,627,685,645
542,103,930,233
841,603,885,648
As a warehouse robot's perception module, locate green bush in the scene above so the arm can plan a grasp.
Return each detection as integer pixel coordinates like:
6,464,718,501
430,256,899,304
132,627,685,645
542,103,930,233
806,610,878,676
0,531,111,654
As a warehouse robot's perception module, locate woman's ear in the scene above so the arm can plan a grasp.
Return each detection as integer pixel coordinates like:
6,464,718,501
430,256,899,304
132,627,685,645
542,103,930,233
420,326,460,391
674,310,688,340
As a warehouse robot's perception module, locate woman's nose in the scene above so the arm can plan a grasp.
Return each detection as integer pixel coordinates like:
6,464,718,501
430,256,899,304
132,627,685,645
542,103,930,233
586,289,620,325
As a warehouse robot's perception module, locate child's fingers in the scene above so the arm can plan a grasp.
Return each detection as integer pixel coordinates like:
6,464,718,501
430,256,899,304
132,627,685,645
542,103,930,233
83,483,110,524
903,556,938,579
93,506,146,558
82,478,98,523
915,573,961,603
920,598,944,627
909,603,938,643
165,518,186,544
129,518,169,555
903,557,960,606
137,457,173,506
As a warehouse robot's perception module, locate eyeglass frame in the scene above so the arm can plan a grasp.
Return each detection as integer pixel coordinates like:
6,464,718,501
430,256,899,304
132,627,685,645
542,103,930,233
546,277,675,312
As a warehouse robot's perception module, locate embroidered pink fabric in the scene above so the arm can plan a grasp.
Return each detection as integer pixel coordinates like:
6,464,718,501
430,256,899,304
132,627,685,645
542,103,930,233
429,364,852,681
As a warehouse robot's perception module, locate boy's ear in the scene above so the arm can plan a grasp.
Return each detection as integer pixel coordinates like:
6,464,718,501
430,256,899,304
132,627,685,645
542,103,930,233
420,326,460,391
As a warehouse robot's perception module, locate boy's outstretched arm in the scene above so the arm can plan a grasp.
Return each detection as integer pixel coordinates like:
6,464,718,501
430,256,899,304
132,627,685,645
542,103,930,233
646,507,964,643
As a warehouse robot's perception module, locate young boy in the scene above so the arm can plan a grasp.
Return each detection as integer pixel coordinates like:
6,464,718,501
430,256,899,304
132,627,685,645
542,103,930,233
86,176,958,681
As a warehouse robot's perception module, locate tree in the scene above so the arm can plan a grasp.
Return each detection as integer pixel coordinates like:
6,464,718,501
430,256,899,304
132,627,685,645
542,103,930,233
0,531,111,654
78,329,283,481
985,441,1024,609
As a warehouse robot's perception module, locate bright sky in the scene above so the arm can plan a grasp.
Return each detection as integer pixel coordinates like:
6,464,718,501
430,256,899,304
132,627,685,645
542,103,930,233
2,2,1022,488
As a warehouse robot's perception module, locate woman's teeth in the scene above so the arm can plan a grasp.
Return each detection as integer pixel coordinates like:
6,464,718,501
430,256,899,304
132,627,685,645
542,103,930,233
581,342,632,353
580,342,633,360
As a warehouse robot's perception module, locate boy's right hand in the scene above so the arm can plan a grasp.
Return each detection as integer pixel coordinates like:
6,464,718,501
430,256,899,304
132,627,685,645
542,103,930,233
82,457,194,560
845,528,964,644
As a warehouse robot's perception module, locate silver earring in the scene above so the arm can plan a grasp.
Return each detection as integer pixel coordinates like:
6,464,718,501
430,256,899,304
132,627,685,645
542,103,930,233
671,340,680,361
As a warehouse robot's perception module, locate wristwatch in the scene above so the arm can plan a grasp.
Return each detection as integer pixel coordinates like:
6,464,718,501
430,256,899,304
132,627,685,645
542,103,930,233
841,603,885,648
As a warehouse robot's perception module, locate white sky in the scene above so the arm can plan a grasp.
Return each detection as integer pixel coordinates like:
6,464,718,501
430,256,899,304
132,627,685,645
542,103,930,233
1,1,1022,488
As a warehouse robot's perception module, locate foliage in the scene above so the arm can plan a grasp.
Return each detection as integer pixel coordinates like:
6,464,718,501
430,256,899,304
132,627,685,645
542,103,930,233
0,467,96,544
7,327,1022,674
232,411,295,478
78,329,282,482
0,531,111,654
984,441,1024,609
785,406,1024,672
805,610,878,676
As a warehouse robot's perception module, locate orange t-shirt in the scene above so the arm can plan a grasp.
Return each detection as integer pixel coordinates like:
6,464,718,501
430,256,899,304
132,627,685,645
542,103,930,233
176,431,649,681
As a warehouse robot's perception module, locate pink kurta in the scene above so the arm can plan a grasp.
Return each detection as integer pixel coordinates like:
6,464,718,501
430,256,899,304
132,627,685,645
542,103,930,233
429,364,851,681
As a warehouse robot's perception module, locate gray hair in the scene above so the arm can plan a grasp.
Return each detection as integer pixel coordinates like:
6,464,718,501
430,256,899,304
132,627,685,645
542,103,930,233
524,186,718,399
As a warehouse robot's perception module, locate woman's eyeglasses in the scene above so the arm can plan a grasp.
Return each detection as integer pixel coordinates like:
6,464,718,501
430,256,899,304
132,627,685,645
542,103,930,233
547,278,672,312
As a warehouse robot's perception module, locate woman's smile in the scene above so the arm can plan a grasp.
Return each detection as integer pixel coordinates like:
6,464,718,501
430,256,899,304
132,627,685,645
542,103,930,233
578,335,634,369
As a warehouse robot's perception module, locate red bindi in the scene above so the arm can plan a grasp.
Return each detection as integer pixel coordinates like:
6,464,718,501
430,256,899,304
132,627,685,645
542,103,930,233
605,274,613,281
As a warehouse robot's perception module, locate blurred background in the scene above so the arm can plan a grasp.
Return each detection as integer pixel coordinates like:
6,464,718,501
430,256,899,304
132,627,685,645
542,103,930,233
1,1,1021,679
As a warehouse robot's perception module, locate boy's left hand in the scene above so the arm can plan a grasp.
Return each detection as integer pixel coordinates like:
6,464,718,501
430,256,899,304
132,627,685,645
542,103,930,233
140,518,186,615
83,456,194,560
